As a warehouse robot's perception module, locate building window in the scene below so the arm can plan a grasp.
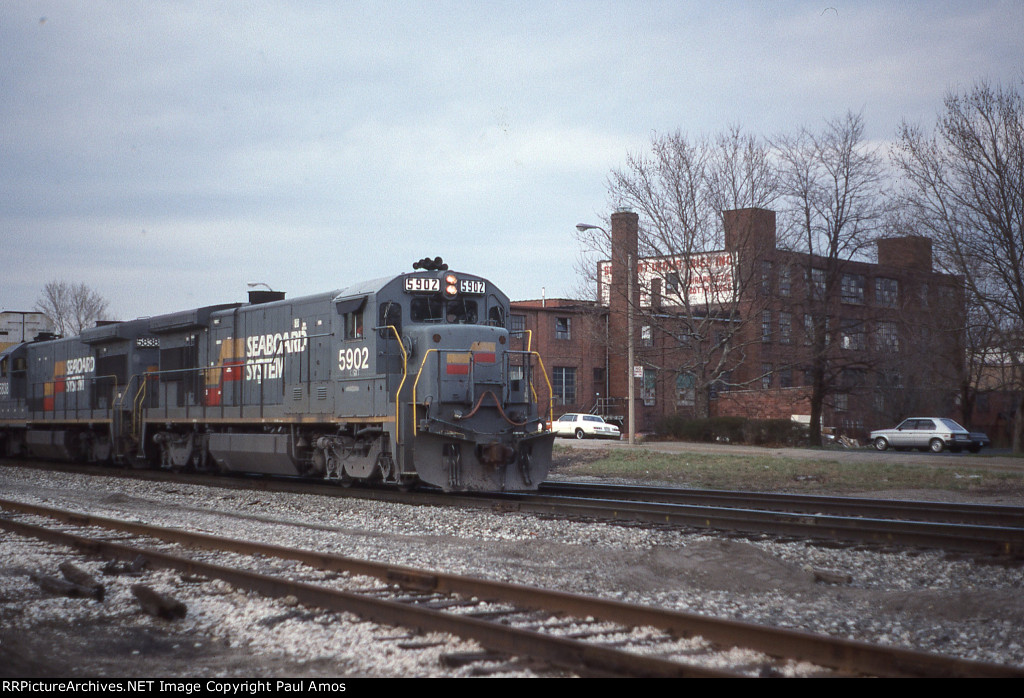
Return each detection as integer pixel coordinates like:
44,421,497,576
761,363,772,390
779,266,791,297
841,273,865,304
779,311,792,344
555,317,571,340
875,278,898,308
842,368,866,388
642,325,653,347
809,268,826,301
710,371,731,398
936,285,956,307
879,368,902,388
676,371,695,406
509,314,525,333
666,271,681,297
840,319,864,351
779,368,793,388
552,367,576,404
805,314,830,346
642,368,656,406
875,321,899,352
761,311,771,342
761,261,772,295
834,392,849,412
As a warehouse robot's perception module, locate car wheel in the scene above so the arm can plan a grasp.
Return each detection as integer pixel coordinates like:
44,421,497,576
873,437,889,451
575,429,585,440
929,438,944,453
969,445,981,453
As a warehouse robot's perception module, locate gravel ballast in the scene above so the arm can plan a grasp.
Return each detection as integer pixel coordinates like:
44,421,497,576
1,464,1022,677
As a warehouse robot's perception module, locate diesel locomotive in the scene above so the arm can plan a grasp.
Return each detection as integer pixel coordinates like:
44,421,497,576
0,260,555,491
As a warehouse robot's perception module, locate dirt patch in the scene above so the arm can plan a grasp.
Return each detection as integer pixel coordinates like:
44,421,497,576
549,447,611,473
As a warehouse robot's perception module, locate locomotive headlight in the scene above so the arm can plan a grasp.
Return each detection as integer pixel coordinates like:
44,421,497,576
444,273,458,298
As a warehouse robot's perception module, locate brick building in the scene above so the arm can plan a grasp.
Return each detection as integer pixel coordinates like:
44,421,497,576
512,208,965,439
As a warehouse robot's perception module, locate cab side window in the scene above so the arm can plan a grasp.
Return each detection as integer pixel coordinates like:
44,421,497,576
379,301,402,338
344,310,363,340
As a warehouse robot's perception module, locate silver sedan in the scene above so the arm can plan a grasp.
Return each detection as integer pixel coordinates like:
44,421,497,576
870,417,974,453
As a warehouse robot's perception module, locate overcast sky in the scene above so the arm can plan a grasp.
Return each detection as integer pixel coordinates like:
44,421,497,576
2,1,1022,321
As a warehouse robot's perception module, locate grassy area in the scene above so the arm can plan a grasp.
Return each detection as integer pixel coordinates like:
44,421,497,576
551,444,1024,496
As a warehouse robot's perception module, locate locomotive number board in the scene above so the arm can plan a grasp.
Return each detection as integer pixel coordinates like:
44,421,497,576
459,279,485,294
404,277,441,292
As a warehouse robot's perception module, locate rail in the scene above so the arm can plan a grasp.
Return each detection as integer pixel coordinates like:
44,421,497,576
3,497,1020,678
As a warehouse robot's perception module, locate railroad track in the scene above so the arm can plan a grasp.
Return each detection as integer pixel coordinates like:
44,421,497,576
539,482,1024,527
474,484,1024,558
6,456,1024,552
1,497,1021,678
5,459,1024,556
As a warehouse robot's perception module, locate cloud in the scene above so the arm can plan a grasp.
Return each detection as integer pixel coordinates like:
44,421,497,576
2,1,1022,317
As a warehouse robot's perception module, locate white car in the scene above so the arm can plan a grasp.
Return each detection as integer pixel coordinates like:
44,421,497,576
551,413,621,440
869,417,975,453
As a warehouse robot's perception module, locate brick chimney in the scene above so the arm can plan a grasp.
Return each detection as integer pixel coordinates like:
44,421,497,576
724,208,776,254
877,236,932,272
608,209,639,403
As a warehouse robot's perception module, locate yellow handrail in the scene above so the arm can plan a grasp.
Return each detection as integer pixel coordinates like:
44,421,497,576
411,348,439,436
382,326,407,445
131,372,152,439
525,351,555,425
412,347,554,433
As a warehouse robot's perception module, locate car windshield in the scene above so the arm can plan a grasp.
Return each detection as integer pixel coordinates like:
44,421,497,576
940,418,967,431
583,416,605,423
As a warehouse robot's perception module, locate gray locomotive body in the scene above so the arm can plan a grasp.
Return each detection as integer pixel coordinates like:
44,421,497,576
0,267,554,491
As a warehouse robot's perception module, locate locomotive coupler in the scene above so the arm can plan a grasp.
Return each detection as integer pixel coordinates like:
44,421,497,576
477,441,515,467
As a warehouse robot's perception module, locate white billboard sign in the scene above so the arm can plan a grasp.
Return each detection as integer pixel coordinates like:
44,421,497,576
598,252,736,307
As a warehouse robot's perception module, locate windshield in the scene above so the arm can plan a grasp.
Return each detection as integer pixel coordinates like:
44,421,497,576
410,297,479,324
940,418,967,431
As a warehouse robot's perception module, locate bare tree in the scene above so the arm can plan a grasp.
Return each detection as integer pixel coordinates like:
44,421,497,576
894,81,1024,451
35,280,110,337
577,127,778,418
773,111,891,445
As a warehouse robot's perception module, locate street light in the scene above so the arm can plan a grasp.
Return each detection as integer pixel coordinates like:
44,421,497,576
575,222,636,445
